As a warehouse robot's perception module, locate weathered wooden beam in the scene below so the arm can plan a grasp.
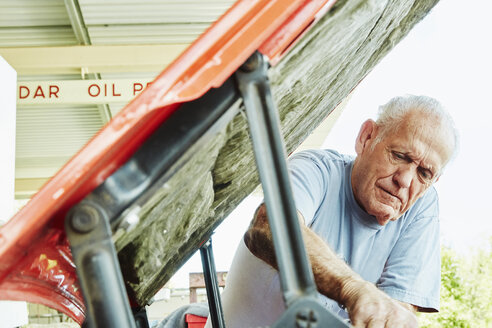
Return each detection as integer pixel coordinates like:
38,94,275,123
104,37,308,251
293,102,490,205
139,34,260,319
114,0,440,305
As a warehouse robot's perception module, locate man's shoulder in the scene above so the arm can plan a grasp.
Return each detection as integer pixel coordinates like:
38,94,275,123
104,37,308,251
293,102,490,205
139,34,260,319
290,149,354,166
418,186,439,209
405,186,440,222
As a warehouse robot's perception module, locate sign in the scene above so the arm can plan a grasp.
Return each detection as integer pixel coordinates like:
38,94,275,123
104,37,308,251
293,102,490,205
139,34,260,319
17,79,153,105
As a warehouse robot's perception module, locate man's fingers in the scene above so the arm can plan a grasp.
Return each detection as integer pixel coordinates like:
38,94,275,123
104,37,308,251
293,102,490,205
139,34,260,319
385,311,418,328
348,300,418,328
343,280,418,328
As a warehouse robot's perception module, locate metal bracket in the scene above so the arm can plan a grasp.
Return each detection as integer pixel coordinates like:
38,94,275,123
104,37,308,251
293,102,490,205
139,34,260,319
65,200,136,328
273,297,350,328
235,51,351,327
235,51,317,305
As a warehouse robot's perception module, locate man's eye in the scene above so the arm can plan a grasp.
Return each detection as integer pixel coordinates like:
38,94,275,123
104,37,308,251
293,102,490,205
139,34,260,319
418,168,432,181
392,151,405,160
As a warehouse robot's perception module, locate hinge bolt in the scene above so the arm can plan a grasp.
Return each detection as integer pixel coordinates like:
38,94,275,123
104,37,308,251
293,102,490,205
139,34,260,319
69,203,100,233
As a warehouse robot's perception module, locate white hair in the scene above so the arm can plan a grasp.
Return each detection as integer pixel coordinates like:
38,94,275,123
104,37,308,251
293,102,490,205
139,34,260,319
374,95,459,162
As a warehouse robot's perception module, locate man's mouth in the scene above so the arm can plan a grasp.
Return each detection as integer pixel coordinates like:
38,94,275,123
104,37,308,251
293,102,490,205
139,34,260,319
377,186,401,204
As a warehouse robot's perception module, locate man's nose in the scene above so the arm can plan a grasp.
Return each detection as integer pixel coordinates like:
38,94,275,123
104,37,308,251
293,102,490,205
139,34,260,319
393,165,413,188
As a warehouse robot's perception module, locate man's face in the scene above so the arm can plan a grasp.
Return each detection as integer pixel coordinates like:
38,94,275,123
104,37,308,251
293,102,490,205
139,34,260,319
352,113,452,225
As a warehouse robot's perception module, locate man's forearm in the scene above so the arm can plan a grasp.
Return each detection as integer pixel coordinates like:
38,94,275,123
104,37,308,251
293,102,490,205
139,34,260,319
301,222,366,303
244,204,363,303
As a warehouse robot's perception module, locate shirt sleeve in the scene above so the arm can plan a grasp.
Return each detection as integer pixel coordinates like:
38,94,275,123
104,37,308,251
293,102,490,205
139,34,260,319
288,151,328,227
376,190,441,312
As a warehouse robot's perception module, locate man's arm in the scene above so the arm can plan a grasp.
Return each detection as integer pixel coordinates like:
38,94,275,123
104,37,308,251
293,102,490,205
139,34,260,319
244,204,418,328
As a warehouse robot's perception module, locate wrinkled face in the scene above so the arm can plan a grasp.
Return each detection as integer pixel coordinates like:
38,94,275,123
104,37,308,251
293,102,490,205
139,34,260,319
352,113,452,225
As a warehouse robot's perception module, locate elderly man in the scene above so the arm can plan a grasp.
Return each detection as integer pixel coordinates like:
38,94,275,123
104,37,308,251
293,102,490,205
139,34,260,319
208,95,457,328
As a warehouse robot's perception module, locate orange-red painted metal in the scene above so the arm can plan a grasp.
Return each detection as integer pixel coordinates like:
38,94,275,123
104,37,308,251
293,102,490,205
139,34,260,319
259,0,337,65
0,229,85,321
0,0,334,323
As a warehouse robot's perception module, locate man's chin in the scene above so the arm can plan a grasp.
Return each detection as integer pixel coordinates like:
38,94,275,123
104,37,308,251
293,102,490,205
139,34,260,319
373,210,398,226
370,202,401,225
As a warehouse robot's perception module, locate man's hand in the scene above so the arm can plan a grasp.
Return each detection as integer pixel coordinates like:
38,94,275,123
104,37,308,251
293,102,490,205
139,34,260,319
341,279,418,328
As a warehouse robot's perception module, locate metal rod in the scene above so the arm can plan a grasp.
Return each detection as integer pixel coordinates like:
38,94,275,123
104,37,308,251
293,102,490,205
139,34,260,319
200,238,226,328
133,307,150,328
66,200,137,328
235,52,317,306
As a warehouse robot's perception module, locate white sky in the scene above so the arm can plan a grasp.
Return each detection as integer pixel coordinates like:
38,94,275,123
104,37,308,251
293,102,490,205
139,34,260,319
172,0,492,287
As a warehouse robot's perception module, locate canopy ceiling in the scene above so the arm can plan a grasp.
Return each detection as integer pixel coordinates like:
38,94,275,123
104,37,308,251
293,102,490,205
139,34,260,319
0,0,235,199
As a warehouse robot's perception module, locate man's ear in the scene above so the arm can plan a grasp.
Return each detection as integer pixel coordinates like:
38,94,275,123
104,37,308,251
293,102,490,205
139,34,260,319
355,119,378,155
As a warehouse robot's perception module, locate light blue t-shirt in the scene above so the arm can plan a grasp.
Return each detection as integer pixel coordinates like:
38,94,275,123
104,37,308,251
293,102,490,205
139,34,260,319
289,149,440,316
